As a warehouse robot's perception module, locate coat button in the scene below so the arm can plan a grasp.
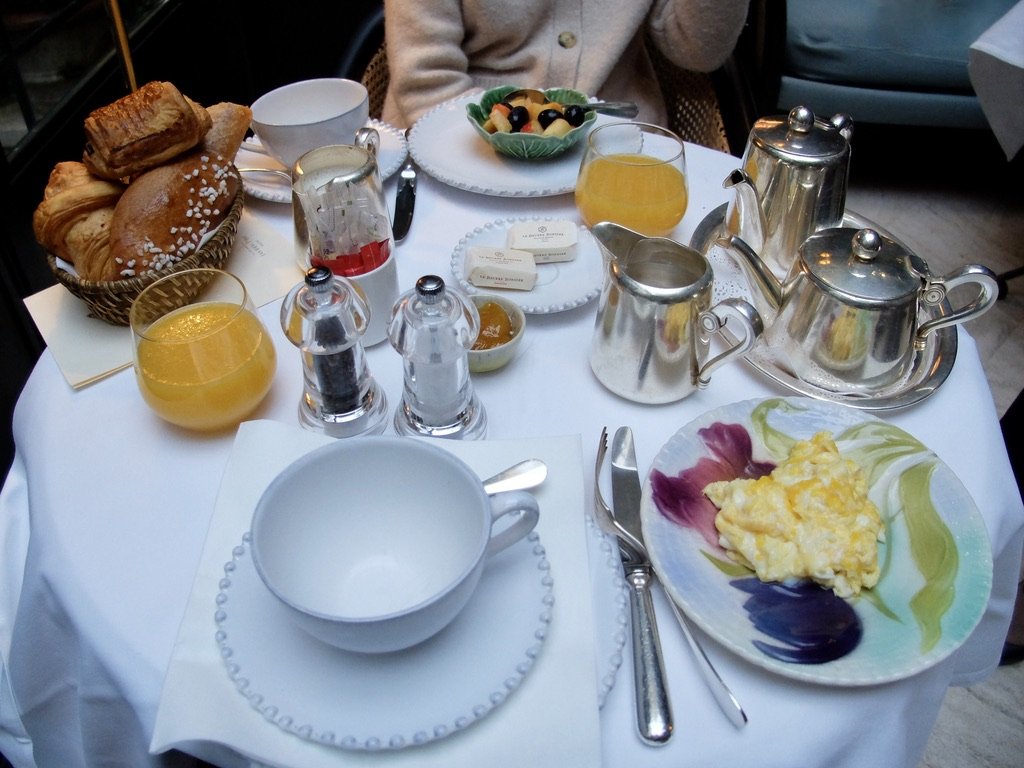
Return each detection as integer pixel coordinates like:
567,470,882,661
557,31,577,49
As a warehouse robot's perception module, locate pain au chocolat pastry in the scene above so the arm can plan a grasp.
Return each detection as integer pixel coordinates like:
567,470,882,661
106,102,251,278
82,81,212,181
32,161,126,282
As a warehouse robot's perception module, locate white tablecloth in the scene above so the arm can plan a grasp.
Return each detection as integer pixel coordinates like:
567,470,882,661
1,140,1022,768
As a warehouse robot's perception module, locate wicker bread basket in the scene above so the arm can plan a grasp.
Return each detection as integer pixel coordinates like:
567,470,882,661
47,187,245,326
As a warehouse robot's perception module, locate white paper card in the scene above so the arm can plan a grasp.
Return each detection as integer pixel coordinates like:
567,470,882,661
23,210,300,389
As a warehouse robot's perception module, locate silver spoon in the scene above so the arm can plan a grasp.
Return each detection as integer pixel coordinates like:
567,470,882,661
594,428,748,728
482,458,547,494
504,88,639,118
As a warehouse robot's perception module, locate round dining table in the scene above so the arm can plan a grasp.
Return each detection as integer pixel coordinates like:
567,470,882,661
1,121,1022,768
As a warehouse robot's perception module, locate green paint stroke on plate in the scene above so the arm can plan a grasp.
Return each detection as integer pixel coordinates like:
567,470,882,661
840,421,928,486
750,398,804,458
702,549,752,578
900,460,958,653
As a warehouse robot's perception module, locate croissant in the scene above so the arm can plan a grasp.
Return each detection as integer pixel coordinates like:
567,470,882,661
82,81,212,180
33,162,126,281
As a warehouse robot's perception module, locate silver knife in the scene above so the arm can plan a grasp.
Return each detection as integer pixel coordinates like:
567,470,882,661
392,148,416,241
610,426,673,746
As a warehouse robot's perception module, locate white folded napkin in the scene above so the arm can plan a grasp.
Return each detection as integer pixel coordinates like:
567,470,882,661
23,209,299,389
150,420,603,768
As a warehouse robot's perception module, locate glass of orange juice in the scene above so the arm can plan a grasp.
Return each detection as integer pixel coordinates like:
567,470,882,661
575,122,688,237
129,268,277,431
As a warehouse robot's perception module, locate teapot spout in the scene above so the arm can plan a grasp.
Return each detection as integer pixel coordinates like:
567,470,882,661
722,168,766,254
714,234,784,324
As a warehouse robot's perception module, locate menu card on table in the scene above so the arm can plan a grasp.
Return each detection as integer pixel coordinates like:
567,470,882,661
23,210,299,389
150,421,604,768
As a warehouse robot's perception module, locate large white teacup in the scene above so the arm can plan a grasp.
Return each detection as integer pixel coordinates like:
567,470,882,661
250,437,541,653
250,78,370,169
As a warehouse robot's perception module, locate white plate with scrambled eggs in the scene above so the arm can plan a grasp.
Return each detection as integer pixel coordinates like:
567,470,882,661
641,396,992,686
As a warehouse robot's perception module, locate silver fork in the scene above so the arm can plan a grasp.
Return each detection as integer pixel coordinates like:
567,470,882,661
594,428,748,728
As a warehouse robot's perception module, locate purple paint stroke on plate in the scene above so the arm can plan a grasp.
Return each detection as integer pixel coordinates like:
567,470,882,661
651,422,774,550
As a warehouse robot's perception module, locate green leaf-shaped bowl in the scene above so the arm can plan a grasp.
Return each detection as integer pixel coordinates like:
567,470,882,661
466,85,597,160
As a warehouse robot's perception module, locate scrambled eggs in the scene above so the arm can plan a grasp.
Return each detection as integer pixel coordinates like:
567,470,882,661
704,431,883,598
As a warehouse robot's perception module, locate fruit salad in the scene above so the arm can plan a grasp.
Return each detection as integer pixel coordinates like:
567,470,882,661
482,95,587,138
466,85,597,160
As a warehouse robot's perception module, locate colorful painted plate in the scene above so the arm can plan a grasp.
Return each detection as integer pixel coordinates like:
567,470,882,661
641,396,992,686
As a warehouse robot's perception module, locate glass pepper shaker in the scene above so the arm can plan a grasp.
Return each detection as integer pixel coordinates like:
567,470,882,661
280,266,388,438
387,274,486,439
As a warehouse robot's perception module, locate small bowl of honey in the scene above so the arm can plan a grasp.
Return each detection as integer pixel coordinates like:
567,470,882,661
468,294,526,373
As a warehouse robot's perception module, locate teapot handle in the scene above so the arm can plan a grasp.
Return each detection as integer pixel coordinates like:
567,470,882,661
695,298,764,387
916,264,999,348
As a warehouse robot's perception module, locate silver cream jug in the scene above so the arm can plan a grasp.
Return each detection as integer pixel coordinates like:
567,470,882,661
589,222,763,404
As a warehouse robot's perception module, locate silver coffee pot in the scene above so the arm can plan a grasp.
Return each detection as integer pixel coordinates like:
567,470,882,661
723,106,854,277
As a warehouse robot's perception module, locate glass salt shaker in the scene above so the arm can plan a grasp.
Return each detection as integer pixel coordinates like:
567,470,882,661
387,274,486,439
280,266,387,438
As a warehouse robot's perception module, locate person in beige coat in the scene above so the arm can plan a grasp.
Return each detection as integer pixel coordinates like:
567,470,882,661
381,0,750,129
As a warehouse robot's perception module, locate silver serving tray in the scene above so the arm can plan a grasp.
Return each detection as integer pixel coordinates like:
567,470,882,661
691,204,957,411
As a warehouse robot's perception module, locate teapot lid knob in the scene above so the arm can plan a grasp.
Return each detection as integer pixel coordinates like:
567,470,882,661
852,229,883,262
787,106,815,133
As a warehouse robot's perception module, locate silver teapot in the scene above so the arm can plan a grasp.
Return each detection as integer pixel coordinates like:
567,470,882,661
723,106,854,277
717,228,999,392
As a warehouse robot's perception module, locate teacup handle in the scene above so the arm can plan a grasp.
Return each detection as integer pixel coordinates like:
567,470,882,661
696,298,764,388
916,264,999,348
485,490,540,556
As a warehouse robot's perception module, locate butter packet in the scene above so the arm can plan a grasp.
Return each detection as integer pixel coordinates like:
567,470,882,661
465,245,538,291
506,219,578,263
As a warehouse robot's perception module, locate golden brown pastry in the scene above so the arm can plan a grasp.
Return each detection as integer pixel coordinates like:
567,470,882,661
108,149,241,278
82,81,212,180
105,100,247,278
33,161,126,281
200,102,253,159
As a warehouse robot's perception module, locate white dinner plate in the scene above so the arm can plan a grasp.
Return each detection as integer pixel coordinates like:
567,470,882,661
236,119,408,204
450,217,604,314
408,93,613,197
215,516,625,750
641,396,992,686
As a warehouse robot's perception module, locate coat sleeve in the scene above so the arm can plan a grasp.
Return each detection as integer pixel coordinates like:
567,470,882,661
647,0,750,72
383,0,477,126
